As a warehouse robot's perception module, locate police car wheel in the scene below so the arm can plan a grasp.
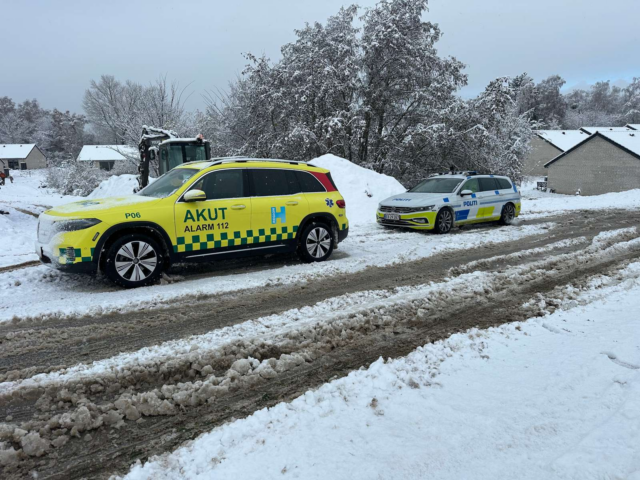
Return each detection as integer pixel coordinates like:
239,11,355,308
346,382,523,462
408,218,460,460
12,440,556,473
104,234,164,288
500,203,516,225
435,209,453,234
298,222,334,263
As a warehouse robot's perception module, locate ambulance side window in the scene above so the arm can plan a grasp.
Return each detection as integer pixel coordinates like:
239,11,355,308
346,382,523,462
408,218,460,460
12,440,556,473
201,169,245,200
250,169,300,196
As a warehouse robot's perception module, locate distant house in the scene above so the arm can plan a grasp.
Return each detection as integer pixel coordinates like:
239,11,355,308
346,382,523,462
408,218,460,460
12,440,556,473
544,131,640,195
523,130,590,176
0,144,47,170
77,145,138,171
579,126,635,134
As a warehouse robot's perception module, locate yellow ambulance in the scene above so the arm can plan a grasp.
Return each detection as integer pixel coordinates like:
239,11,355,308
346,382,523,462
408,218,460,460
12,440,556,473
35,159,349,288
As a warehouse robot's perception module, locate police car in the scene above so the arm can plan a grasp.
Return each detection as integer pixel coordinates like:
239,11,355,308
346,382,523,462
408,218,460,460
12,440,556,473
35,158,349,288
376,171,521,233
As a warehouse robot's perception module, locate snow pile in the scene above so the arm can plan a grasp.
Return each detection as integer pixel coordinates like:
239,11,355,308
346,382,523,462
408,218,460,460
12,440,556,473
88,174,139,198
311,154,405,225
123,262,640,480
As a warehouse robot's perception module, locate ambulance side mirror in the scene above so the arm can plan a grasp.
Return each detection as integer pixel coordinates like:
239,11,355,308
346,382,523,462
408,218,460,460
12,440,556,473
460,189,473,197
184,189,206,202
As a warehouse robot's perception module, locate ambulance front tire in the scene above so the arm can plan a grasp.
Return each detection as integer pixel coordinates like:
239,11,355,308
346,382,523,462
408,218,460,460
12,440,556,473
103,234,164,288
297,221,334,263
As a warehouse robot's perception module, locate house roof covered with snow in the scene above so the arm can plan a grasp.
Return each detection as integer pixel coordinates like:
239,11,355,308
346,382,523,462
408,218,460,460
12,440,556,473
0,144,38,159
535,130,590,152
545,131,640,167
77,145,138,162
580,126,635,134
626,124,640,131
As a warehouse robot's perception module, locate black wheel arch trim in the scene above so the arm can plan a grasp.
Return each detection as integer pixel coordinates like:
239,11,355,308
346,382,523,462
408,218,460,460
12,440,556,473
94,221,175,267
297,212,341,241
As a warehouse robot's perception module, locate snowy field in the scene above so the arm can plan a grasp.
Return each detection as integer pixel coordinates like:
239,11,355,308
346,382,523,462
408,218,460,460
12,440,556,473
123,260,640,480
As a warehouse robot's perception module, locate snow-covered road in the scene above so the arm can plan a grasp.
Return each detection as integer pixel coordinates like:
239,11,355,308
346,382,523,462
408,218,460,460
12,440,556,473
124,260,640,480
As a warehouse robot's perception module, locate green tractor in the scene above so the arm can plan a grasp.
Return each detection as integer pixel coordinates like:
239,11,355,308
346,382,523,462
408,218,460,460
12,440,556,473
137,126,211,190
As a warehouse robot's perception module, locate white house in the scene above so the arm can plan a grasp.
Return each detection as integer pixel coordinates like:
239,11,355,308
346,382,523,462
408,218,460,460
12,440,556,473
77,145,139,171
0,144,47,170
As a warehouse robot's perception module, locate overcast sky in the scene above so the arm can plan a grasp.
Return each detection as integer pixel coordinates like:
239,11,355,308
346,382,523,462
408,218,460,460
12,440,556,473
1,0,638,113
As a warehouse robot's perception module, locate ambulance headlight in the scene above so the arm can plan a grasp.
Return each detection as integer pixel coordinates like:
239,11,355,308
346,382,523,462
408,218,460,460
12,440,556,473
54,218,102,233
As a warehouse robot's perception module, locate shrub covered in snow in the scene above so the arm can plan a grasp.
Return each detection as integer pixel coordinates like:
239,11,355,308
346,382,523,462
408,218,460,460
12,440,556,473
45,160,139,197
45,162,110,196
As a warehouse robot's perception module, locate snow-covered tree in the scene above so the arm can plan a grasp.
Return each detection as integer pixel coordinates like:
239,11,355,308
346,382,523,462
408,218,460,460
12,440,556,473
623,77,640,124
83,75,193,146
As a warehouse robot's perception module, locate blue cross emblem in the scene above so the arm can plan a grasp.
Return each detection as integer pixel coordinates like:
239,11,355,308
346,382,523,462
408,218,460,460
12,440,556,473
325,198,334,207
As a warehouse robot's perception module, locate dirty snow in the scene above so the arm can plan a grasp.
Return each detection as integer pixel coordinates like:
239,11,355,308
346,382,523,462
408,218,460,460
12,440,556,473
122,260,640,480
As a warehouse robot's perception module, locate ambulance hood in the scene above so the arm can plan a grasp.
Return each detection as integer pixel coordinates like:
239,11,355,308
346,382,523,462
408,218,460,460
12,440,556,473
44,195,160,216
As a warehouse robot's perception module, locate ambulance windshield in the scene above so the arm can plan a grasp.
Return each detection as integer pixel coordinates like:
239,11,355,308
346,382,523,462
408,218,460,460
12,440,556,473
138,168,199,198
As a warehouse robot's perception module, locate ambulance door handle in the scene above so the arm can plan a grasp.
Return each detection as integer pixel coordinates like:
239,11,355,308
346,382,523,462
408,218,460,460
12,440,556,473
231,204,246,210
286,201,299,206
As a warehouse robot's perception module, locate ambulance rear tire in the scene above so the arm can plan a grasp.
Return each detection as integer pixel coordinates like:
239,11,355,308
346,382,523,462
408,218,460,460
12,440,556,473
434,208,454,234
104,234,164,288
297,222,334,263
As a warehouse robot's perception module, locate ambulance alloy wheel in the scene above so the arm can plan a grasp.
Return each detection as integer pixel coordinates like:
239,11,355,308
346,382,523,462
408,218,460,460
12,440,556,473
104,234,164,288
298,222,334,263
434,208,453,234
500,203,516,225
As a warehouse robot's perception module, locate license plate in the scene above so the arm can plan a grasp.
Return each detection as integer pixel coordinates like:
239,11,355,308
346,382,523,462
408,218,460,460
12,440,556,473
384,213,400,221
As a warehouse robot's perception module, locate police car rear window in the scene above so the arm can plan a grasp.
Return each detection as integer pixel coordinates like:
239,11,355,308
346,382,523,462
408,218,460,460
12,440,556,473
479,178,499,191
497,178,512,189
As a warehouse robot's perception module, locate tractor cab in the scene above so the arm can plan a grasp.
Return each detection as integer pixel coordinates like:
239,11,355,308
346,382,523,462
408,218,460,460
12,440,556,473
157,139,210,175
137,126,211,189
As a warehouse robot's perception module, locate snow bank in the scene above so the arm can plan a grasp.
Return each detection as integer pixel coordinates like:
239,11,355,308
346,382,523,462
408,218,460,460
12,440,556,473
311,154,405,225
88,174,139,198
124,261,640,480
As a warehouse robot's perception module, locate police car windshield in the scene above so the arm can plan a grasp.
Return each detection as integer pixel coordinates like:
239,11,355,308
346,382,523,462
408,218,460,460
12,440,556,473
409,178,463,194
138,168,199,198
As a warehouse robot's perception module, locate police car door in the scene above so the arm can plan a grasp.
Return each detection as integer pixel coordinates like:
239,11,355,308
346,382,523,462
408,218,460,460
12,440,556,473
456,178,480,223
174,168,252,256
477,177,503,220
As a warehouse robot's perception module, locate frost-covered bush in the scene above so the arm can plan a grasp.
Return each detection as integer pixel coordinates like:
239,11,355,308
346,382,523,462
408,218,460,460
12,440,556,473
45,162,111,196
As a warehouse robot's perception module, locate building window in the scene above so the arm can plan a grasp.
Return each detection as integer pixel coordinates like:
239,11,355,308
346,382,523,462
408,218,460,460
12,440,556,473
8,160,19,169
99,161,115,171
20,163,27,170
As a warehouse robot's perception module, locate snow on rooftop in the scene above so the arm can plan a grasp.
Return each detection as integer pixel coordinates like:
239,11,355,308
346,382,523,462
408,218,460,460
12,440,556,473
626,124,640,131
535,130,589,151
580,126,635,134
77,145,138,162
598,131,640,157
0,144,36,159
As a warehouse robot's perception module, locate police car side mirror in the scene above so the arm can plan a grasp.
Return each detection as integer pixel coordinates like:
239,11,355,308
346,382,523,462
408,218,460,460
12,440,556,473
460,189,473,197
184,189,206,202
